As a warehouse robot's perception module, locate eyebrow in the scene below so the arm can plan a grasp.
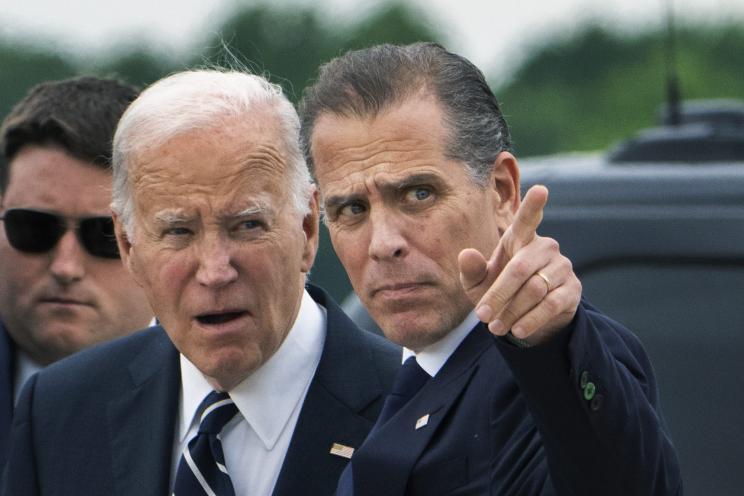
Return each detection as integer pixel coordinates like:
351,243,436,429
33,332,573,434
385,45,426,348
390,172,443,192
153,210,191,224
152,204,271,224
323,172,443,209
324,192,363,211
235,204,270,217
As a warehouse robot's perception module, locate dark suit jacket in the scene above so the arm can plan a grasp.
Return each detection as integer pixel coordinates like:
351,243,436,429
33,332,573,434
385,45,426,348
0,323,14,469
2,285,400,496
348,301,682,495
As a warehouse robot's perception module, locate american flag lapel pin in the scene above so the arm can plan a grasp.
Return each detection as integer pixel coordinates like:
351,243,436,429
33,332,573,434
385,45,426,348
415,414,430,430
330,442,355,459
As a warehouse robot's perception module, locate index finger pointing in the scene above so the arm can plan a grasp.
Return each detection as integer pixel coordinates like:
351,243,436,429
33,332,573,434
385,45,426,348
510,185,549,250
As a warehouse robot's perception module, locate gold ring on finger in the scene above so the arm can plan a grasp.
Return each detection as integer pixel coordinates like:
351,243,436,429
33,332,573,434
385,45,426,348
535,270,552,293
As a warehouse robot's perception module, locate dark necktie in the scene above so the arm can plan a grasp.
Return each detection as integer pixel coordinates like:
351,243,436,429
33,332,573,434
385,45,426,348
336,356,431,495
173,391,239,496
375,356,431,426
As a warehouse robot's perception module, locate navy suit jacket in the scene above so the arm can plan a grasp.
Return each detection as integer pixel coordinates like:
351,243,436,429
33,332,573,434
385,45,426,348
0,323,14,469
2,285,400,496
347,301,682,495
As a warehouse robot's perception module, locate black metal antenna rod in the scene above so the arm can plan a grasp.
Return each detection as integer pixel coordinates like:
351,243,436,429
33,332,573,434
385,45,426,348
664,0,682,126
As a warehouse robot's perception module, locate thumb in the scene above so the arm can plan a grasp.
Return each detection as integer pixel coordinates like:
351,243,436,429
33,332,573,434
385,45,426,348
459,248,492,304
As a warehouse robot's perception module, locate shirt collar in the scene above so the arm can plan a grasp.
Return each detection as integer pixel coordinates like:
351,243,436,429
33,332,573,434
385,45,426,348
14,349,44,404
402,311,480,377
179,289,326,449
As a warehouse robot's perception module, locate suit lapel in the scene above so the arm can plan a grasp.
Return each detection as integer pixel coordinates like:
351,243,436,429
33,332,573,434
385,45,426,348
352,324,492,496
272,285,399,496
107,328,180,496
0,323,15,467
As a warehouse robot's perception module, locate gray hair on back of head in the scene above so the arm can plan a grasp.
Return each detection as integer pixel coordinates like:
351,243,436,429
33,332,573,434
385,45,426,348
112,69,312,239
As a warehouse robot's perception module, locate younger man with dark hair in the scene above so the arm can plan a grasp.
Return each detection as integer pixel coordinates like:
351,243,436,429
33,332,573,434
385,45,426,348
0,77,152,465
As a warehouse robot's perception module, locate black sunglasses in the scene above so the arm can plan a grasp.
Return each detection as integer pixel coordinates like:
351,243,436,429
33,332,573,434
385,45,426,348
0,208,120,259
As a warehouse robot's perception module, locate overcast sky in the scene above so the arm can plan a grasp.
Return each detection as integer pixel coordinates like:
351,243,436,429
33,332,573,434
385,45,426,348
1,0,742,80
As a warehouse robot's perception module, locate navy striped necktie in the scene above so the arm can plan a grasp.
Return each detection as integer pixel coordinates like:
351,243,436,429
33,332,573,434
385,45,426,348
173,391,239,496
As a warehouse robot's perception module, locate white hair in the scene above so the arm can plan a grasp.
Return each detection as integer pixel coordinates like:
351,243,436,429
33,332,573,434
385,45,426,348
111,69,313,238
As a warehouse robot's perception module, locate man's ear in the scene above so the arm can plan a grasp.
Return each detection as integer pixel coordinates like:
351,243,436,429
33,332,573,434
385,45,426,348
488,151,521,233
111,210,143,287
300,187,320,274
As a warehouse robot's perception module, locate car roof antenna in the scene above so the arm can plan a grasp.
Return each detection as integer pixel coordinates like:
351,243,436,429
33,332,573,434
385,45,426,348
664,0,682,126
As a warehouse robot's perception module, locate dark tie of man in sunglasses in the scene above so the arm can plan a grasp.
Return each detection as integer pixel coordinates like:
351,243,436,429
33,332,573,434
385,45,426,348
0,78,153,469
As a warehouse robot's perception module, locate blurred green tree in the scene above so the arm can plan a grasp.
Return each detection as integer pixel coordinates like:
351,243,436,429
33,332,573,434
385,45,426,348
497,23,744,156
343,3,441,51
198,6,337,100
90,48,177,89
0,42,76,117
197,2,441,101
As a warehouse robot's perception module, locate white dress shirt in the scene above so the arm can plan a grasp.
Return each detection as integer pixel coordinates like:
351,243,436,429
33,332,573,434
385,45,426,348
402,311,480,377
172,289,326,496
13,351,43,404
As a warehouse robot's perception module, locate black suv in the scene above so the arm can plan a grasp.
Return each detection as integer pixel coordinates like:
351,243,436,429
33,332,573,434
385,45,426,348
334,100,744,495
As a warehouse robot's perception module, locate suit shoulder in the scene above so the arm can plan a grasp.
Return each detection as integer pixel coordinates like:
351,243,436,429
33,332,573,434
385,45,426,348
32,326,172,393
309,283,400,371
356,328,400,369
340,326,401,397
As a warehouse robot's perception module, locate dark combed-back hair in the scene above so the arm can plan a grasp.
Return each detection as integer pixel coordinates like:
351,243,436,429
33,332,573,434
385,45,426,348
299,42,512,186
0,76,139,194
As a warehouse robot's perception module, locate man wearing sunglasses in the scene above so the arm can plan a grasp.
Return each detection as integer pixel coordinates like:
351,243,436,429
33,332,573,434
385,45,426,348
0,77,153,467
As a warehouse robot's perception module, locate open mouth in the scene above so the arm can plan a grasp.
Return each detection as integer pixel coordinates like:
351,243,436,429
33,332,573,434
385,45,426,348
196,311,246,325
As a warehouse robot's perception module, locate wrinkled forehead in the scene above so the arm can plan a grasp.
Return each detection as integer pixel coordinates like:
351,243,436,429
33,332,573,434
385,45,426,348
127,105,286,167
134,113,286,175
128,121,291,211
310,96,449,185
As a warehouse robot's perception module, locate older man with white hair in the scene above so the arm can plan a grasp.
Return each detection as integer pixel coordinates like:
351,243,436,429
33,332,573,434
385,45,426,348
2,70,400,496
